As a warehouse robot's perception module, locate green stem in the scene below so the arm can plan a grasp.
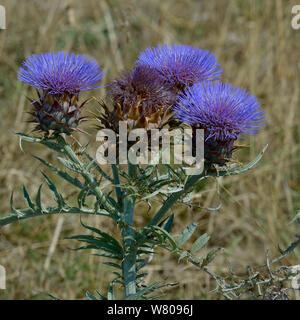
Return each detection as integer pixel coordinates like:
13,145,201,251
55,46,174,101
111,164,123,209
57,136,117,217
122,163,137,299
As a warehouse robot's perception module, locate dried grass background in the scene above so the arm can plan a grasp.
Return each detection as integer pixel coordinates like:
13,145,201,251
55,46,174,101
0,0,299,299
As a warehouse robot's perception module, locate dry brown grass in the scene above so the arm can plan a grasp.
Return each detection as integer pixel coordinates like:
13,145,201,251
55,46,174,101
0,0,299,299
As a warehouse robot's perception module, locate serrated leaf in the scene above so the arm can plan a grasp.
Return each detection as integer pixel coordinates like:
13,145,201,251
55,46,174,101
35,184,43,212
83,150,113,182
22,185,35,210
93,253,121,260
10,192,24,217
80,220,123,254
201,248,221,268
96,290,107,300
16,132,41,143
46,293,60,300
152,226,177,250
41,172,64,209
102,262,122,269
57,157,82,173
33,155,86,191
164,214,174,233
67,235,122,256
176,222,198,248
86,291,98,300
216,144,268,177
191,233,210,254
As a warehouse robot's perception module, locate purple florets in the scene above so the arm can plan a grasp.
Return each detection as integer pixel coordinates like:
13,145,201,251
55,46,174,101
18,51,104,95
135,44,222,90
108,66,175,115
174,81,265,141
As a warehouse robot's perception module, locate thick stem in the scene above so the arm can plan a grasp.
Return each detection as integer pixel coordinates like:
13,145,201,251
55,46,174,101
122,163,137,299
111,164,123,209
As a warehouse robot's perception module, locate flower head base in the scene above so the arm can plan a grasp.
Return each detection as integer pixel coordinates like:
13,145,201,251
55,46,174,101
98,66,175,133
18,51,104,135
18,51,103,95
108,66,175,116
174,81,265,165
135,44,222,91
29,92,88,135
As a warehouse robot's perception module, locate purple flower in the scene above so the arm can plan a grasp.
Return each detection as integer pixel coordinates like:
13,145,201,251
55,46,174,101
18,51,104,95
174,81,265,141
135,44,222,90
108,66,175,116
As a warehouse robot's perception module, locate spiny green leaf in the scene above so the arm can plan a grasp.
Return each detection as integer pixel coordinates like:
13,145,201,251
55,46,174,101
86,291,97,300
164,214,174,233
215,144,268,177
41,172,64,209
96,290,107,300
93,253,121,260
176,222,198,248
33,155,86,191
83,150,113,182
22,185,35,210
57,157,82,173
152,226,177,250
201,248,221,268
77,189,88,208
35,184,43,212
191,233,210,254
10,192,24,217
67,235,122,256
102,262,122,269
46,293,60,300
80,220,123,253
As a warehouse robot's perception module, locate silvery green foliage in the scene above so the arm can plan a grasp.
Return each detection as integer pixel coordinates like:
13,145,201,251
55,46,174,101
0,134,270,299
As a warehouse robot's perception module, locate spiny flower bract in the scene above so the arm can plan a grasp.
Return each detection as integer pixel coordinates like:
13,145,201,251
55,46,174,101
135,44,222,91
174,81,265,141
18,51,104,95
97,66,175,137
108,65,175,116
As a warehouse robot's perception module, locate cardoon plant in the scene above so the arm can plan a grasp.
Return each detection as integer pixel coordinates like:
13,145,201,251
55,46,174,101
0,46,270,300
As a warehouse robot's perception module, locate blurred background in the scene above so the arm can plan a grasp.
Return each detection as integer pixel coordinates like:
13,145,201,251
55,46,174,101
0,0,299,299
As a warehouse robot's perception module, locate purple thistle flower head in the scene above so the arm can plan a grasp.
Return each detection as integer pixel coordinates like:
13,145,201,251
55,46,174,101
174,81,265,141
135,44,222,91
108,66,175,115
18,51,104,95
